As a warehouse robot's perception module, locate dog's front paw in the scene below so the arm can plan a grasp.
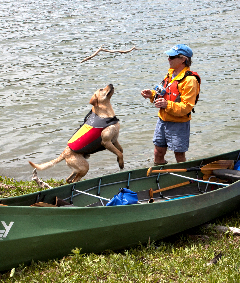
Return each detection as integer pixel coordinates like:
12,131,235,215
117,156,124,169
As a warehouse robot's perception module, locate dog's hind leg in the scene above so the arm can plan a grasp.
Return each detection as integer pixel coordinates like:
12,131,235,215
71,173,85,183
65,150,89,183
66,172,78,183
66,171,88,184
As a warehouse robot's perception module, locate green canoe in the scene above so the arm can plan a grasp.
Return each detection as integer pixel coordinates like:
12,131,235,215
0,149,240,272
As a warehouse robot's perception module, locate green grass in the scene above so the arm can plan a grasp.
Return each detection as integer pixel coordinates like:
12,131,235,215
1,177,240,282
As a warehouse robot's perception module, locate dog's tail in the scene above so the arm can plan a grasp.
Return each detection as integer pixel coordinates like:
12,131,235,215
29,154,65,171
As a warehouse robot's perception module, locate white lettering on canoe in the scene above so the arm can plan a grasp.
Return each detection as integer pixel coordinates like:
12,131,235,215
0,221,14,239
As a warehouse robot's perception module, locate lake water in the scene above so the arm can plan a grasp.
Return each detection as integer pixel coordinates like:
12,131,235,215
1,0,239,181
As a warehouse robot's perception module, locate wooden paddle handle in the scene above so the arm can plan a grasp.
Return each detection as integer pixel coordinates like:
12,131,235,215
147,167,187,176
147,160,235,177
149,181,190,198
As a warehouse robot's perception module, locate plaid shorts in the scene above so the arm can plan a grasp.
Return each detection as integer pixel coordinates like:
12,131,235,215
153,118,190,152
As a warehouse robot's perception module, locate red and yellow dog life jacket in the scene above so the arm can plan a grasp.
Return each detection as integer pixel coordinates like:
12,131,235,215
68,111,119,154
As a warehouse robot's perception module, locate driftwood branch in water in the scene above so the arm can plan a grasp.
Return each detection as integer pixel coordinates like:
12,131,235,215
32,169,52,189
80,45,139,63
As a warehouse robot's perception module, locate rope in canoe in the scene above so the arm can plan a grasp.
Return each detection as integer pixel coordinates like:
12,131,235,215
168,172,229,187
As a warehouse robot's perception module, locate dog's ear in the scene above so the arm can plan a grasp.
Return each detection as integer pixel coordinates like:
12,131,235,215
89,93,98,106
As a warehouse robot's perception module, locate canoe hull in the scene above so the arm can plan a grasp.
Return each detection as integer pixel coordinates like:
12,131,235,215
0,149,240,271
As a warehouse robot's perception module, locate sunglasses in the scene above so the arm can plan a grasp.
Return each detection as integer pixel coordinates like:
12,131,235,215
168,55,182,60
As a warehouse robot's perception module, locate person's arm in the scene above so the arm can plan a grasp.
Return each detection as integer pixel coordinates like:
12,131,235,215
141,89,156,102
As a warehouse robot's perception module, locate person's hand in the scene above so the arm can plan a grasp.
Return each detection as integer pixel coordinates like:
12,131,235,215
141,89,152,99
154,98,168,109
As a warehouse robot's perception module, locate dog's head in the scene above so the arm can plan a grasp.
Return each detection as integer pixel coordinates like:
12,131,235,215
90,84,114,106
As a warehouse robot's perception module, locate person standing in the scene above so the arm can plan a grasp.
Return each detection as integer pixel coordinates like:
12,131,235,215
141,44,201,165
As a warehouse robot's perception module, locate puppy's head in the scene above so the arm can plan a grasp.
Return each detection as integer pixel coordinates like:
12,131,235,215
90,84,114,106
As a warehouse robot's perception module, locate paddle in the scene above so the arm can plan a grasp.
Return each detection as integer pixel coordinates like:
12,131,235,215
149,181,191,198
147,160,234,177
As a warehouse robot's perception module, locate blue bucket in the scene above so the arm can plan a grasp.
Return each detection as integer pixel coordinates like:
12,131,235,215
234,160,240,171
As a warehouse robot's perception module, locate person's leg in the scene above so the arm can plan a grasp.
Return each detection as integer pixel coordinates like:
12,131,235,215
153,118,168,165
174,151,186,163
154,146,167,165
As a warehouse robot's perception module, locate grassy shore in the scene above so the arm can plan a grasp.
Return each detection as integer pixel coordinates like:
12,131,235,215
1,176,240,282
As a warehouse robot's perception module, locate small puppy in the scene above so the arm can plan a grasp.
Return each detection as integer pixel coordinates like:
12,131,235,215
29,84,124,183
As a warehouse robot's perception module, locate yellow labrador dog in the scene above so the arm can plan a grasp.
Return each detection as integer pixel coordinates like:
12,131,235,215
29,84,124,183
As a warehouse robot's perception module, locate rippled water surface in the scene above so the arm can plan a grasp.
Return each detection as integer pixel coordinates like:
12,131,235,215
1,0,239,181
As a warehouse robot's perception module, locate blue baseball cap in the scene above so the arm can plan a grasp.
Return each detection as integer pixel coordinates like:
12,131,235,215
165,44,193,58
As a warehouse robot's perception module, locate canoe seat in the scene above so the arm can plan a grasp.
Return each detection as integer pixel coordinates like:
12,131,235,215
212,169,240,182
31,202,57,207
31,197,72,207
